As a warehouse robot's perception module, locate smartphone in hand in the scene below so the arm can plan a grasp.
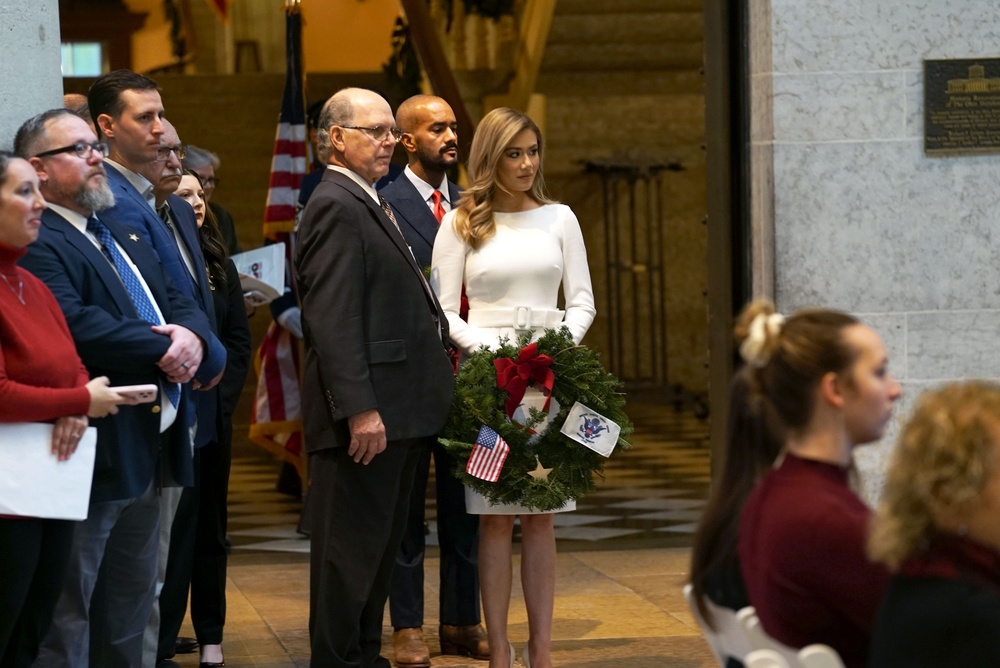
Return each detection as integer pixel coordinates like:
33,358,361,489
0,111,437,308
108,384,159,404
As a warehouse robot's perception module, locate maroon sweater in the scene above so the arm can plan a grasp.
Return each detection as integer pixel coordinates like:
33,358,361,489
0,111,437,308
739,453,891,668
0,242,90,422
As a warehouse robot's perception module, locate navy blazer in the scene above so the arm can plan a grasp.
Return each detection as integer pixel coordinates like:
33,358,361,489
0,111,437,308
379,175,462,269
102,162,226,447
22,209,213,501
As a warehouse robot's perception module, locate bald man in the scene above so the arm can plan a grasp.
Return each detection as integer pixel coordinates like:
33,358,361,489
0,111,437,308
379,96,488,666
296,88,455,667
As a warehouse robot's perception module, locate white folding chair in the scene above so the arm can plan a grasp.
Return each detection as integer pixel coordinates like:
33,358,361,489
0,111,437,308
798,644,846,668
682,584,753,666
736,607,801,665
745,649,793,668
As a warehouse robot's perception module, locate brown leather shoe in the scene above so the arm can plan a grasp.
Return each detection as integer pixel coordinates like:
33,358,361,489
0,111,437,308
439,624,490,660
392,628,431,668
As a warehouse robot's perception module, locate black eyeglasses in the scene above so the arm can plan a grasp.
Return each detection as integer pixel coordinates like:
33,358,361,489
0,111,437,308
156,144,186,161
35,141,109,160
340,125,402,142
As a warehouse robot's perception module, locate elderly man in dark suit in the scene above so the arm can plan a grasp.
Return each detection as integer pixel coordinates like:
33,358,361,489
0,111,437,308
296,87,455,668
379,95,487,667
14,108,211,668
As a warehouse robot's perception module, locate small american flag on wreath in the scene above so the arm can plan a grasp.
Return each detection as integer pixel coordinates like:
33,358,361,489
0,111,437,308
466,425,510,482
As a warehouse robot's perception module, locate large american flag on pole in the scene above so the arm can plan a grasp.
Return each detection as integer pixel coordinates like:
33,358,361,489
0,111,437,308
262,0,306,241
248,0,307,474
466,425,510,483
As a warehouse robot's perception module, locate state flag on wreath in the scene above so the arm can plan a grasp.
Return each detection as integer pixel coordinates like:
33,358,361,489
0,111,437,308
466,425,510,482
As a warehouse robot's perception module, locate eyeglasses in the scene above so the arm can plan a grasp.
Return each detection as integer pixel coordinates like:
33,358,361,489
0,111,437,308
35,141,109,160
340,125,402,142
156,144,186,161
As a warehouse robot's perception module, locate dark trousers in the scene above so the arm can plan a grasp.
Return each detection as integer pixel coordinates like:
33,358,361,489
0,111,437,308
158,425,233,657
36,482,161,668
308,439,425,668
389,440,480,629
0,518,75,668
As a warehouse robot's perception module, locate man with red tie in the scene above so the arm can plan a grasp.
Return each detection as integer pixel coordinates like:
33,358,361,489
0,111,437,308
379,95,487,667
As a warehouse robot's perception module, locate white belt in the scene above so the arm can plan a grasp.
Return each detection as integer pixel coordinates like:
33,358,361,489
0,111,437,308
467,306,565,330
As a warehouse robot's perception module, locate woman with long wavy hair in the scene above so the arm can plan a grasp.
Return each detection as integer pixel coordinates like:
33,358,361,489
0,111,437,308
431,108,596,668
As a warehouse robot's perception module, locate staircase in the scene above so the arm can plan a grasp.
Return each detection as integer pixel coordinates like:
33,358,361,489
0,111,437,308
535,0,709,398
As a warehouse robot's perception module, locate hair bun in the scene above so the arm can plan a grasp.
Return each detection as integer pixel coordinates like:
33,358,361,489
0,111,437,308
739,313,785,367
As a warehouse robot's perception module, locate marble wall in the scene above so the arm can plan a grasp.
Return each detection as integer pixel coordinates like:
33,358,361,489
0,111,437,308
0,0,62,149
751,0,1000,502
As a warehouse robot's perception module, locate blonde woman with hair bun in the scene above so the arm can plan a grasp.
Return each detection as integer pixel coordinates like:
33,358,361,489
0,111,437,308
430,108,596,668
735,299,901,668
868,381,1000,667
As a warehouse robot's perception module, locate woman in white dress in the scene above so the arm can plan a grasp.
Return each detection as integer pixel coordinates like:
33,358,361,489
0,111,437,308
431,108,596,668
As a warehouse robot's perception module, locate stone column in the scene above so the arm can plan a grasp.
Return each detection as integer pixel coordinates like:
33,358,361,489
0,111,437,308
0,0,63,149
749,0,1000,502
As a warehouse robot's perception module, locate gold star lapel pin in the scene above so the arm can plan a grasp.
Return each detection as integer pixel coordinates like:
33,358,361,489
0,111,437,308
129,233,139,242
527,456,552,481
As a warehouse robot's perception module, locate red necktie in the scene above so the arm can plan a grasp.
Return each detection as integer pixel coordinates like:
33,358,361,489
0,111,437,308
431,190,446,224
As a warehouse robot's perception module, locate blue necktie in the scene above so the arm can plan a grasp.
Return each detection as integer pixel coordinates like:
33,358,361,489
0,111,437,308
87,216,180,407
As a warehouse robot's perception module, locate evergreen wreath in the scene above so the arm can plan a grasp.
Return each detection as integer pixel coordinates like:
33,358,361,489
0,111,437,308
440,327,632,511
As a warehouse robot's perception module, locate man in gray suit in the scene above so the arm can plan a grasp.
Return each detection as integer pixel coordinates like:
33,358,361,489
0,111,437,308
379,95,488,667
296,88,455,668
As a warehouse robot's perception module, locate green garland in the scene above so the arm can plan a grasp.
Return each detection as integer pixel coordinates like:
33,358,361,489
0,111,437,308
440,328,632,511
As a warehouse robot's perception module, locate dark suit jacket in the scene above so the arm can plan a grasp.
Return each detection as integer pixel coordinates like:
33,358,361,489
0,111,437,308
22,209,213,501
102,162,227,447
295,169,455,452
379,175,461,269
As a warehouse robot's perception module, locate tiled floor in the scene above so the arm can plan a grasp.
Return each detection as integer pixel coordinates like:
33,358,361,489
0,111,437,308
170,402,716,667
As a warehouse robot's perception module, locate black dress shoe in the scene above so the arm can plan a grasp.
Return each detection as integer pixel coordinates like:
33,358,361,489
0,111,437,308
199,662,225,668
176,636,200,654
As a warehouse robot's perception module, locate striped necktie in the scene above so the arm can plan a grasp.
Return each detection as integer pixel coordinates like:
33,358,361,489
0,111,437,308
378,193,403,234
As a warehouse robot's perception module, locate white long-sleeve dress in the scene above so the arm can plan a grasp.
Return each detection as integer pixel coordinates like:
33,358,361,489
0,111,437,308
430,203,597,514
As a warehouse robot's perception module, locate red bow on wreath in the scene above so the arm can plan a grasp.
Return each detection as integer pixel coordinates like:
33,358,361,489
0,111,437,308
493,342,555,420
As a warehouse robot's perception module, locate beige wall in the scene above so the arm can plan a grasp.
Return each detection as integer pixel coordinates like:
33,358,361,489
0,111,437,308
301,0,399,73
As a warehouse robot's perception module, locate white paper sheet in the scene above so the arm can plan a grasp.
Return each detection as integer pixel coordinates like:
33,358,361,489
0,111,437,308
0,423,96,520
232,242,286,305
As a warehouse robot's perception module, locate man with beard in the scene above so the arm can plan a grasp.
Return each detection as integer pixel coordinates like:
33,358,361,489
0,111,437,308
14,109,211,667
379,95,488,667
297,88,455,667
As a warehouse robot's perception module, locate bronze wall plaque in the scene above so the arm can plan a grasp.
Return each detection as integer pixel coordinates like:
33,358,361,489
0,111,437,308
925,58,1000,155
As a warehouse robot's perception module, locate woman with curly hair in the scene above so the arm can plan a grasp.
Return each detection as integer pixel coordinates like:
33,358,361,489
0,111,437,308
735,299,900,668
430,107,595,668
868,381,1000,666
